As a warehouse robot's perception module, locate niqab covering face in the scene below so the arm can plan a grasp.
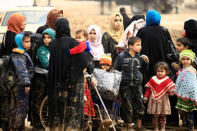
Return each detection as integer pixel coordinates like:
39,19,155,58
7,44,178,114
87,24,104,60
7,14,25,34
108,13,124,43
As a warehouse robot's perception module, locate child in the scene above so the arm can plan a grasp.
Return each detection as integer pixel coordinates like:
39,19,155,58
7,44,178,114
172,37,192,71
69,29,90,55
115,36,149,131
31,28,55,130
69,30,96,119
93,54,121,129
175,49,197,131
99,53,112,71
144,61,175,131
9,32,34,130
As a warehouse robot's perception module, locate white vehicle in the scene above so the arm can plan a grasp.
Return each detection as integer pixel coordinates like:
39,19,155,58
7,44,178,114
0,6,55,43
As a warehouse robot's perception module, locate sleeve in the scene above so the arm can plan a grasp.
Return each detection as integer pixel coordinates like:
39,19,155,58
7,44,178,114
69,42,87,55
12,56,31,87
115,54,123,72
37,47,49,69
139,56,149,74
102,33,110,53
136,29,149,57
144,87,151,100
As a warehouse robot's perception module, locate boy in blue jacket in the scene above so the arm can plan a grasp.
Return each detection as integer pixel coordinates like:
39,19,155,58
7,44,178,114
9,32,34,130
115,36,149,131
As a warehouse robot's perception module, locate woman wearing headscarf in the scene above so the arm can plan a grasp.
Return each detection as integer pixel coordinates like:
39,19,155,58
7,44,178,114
88,24,104,68
0,14,26,57
0,13,25,131
184,18,197,54
136,10,179,127
46,18,92,130
184,18,197,127
102,12,124,65
36,9,62,34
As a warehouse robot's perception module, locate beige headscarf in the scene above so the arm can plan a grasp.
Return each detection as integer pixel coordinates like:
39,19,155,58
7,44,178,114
108,13,124,43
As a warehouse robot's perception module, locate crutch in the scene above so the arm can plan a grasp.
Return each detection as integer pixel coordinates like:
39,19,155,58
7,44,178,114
93,85,116,131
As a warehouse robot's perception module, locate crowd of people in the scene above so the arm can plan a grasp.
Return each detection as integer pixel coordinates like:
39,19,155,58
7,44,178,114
0,7,197,131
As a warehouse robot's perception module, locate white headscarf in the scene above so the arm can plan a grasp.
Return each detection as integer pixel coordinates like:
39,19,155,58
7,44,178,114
88,24,104,60
117,18,145,48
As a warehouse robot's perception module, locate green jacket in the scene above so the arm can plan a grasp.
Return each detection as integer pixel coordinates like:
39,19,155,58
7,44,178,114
36,28,55,69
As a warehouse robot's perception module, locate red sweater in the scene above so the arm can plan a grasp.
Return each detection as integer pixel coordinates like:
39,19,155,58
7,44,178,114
144,76,175,100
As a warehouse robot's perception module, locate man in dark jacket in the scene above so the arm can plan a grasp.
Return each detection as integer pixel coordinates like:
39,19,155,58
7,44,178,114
120,7,131,30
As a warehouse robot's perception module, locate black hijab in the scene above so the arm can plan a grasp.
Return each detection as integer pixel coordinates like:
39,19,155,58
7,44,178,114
184,19,197,54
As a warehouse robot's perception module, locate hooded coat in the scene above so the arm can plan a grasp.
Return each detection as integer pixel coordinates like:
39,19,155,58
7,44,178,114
9,34,34,128
48,18,92,129
36,28,55,70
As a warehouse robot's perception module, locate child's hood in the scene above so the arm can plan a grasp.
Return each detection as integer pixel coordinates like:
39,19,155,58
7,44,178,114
42,28,55,40
15,33,25,51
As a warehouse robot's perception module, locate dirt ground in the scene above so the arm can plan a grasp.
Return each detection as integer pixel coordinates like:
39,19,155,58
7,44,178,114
37,0,197,42
4,0,197,130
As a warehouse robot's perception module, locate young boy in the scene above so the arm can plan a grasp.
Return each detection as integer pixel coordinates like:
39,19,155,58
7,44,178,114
69,29,90,55
115,36,148,131
172,37,191,71
9,32,34,130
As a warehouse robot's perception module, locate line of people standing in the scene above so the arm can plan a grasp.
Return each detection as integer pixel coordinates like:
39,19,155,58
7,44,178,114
0,7,197,131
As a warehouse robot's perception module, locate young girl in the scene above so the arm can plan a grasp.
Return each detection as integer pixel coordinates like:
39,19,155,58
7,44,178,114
175,49,197,131
31,28,55,130
88,24,104,68
144,61,175,131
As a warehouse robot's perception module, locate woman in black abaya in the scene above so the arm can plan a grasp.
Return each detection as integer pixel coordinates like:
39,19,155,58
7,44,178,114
47,18,92,130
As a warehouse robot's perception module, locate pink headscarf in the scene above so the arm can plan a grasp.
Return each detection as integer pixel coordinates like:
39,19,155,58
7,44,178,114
88,24,104,60
117,18,145,48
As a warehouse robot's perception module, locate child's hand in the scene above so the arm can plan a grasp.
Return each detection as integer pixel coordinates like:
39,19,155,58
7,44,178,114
25,87,30,94
141,55,149,63
171,62,180,71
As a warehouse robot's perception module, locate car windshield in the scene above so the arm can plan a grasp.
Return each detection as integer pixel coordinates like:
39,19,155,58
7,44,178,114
2,11,48,26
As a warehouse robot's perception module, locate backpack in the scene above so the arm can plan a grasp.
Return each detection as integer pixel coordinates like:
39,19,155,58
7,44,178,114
0,55,16,96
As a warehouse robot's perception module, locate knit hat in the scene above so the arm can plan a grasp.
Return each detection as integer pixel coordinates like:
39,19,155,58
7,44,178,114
99,54,112,66
180,49,195,62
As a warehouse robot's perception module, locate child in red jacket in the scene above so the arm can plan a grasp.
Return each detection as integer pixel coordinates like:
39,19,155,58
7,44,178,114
144,61,175,131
